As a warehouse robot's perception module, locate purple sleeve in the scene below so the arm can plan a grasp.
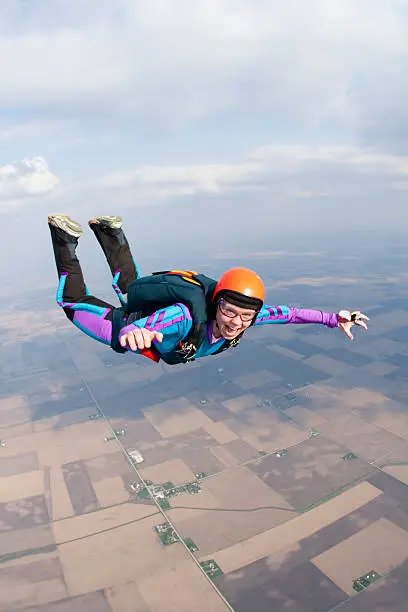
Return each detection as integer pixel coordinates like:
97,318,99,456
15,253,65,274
254,304,339,328
287,307,339,328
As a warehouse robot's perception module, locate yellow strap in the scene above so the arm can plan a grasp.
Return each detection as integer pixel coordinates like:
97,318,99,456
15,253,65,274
181,276,202,286
169,269,198,276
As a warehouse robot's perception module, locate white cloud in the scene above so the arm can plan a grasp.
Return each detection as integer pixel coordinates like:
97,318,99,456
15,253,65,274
0,0,407,138
3,143,408,214
93,144,408,204
0,157,60,203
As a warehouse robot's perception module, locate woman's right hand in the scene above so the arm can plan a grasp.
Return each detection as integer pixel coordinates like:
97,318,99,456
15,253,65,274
119,327,163,351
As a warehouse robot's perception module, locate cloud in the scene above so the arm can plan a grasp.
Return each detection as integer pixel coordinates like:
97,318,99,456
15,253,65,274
0,156,60,204
93,144,408,204
18,141,401,248
3,143,408,216
0,0,407,142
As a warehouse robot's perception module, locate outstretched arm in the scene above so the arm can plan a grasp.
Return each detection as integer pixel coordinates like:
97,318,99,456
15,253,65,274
254,304,339,328
254,304,369,340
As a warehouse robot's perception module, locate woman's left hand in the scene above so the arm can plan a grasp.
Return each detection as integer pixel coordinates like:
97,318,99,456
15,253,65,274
337,310,370,340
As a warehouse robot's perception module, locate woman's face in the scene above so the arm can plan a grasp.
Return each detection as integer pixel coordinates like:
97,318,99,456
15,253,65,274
214,298,256,340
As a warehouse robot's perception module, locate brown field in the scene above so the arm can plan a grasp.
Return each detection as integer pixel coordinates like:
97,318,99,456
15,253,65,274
0,421,33,440
32,414,74,433
298,386,390,421
285,405,329,428
52,502,157,544
108,417,162,445
1,430,70,465
135,558,230,612
343,435,408,467
105,581,149,612
84,451,131,482
352,337,405,358
0,395,26,412
170,488,223,519
356,404,408,442
365,309,408,335
170,505,295,557
303,354,352,377
0,549,57,570
203,421,238,444
223,439,258,463
0,576,67,611
298,330,347,351
311,518,408,595
113,362,164,385
313,385,388,410
0,395,31,428
143,398,213,437
232,369,282,390
266,343,305,360
210,445,240,468
203,481,383,573
0,525,54,557
203,467,293,511
140,457,196,484
222,393,260,414
0,451,39,478
93,475,130,507
0,421,120,468
317,410,408,463
383,464,408,486
48,466,75,521
361,360,399,376
64,346,107,376
0,309,66,341
239,419,309,453
316,410,381,439
0,471,44,503
58,514,189,597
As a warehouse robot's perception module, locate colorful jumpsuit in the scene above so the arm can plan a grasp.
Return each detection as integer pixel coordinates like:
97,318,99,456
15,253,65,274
48,222,340,362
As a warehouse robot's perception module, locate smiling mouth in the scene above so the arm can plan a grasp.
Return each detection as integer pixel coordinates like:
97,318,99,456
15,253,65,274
225,325,239,333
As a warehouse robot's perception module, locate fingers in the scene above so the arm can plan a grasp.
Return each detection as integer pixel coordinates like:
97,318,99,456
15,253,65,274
351,311,369,331
338,310,370,336
338,310,370,341
354,312,370,321
119,328,163,351
154,332,163,343
339,322,354,341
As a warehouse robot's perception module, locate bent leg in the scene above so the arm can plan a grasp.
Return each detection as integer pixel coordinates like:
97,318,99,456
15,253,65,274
88,217,139,295
48,220,114,346
70,304,113,346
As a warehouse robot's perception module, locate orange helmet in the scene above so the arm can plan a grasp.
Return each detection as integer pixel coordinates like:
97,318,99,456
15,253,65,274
212,267,264,311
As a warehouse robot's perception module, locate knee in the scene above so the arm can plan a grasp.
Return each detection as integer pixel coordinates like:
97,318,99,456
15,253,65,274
63,307,75,322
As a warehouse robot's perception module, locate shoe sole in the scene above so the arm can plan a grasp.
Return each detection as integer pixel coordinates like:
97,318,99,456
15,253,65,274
88,215,122,230
48,214,83,238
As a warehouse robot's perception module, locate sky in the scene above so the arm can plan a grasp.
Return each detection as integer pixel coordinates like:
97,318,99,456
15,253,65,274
1,0,408,268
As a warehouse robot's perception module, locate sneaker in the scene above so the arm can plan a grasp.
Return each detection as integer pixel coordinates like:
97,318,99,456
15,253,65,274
88,215,122,230
48,214,83,238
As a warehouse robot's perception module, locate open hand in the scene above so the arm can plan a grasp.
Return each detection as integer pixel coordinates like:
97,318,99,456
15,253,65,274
119,327,163,351
337,310,369,341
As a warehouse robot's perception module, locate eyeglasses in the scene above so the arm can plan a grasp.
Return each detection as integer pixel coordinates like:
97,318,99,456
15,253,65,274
218,299,257,322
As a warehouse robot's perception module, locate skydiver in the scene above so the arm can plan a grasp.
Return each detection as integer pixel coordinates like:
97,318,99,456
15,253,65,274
47,214,369,365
